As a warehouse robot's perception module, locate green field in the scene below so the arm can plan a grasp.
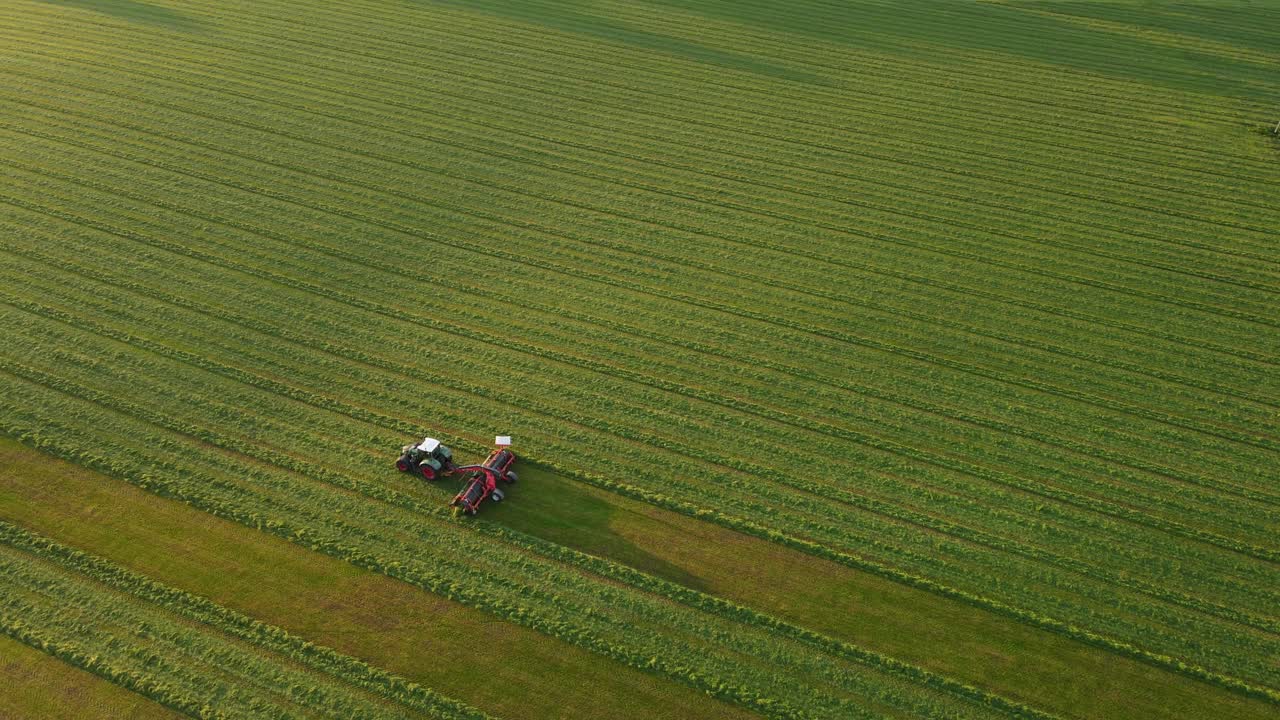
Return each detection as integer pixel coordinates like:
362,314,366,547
1,1,1278,718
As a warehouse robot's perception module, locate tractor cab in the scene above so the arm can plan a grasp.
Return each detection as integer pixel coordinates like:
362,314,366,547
395,435,455,480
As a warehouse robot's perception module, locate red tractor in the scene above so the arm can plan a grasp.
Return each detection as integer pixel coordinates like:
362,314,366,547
451,437,518,517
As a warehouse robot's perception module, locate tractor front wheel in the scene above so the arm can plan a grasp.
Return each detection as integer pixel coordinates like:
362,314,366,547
395,458,410,472
504,471,518,484
420,465,437,481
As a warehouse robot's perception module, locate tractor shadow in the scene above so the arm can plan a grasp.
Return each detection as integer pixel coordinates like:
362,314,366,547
417,463,710,592
33,0,204,32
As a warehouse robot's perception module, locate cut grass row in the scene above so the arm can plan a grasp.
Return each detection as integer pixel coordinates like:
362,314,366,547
0,634,180,720
5,172,1274,638
0,252,1274,696
5,147,1274,584
5,102,1274,504
10,57,1280,409
5,73,1274,417
4,429,1276,720
5,155,1274,584
0,362,1025,720
0,525,493,720
77,0,1280,187
2,222,1272,625
10,19,1280,330
0,553,471,720
4,0,1278,710
0,439,756,720
9,31,1278,312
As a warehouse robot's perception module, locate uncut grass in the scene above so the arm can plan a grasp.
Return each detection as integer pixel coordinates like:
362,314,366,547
0,634,182,720
5,254,1274,691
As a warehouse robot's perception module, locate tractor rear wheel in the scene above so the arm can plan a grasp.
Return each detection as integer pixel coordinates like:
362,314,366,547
420,465,437,481
504,471,518,484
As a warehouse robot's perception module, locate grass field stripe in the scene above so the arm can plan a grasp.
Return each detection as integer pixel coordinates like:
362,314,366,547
7,101,1277,371
9,34,1278,251
5,253,1274,645
6,185,1278,576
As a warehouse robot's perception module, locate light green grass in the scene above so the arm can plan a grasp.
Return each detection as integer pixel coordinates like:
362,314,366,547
0,634,181,720
1,0,1278,717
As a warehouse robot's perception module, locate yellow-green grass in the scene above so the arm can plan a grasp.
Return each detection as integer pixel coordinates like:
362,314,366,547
0,633,180,720
6,437,1274,720
470,463,1278,720
0,438,754,720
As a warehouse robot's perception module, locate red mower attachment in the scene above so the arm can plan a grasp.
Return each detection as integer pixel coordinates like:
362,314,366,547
450,436,518,517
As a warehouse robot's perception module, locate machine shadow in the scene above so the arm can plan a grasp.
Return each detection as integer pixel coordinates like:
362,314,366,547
413,462,711,592
33,0,204,32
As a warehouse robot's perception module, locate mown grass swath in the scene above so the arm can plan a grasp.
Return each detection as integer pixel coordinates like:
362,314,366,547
1,0,1278,716
5,151,1274,696
0,523,491,720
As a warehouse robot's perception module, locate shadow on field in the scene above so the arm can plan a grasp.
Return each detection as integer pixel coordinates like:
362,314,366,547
34,0,203,32
635,0,1278,101
412,463,710,592
410,0,825,85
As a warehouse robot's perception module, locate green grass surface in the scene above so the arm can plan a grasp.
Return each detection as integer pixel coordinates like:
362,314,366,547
0,634,181,720
1,0,1278,718
0,439,753,720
